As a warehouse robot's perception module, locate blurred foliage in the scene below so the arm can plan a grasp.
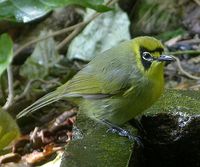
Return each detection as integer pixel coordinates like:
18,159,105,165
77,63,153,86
131,0,184,36
0,33,13,77
0,109,20,151
0,0,111,23
156,28,186,41
41,0,111,12
20,30,61,80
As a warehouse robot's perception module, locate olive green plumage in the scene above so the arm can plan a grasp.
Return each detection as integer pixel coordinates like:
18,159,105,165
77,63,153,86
17,36,173,125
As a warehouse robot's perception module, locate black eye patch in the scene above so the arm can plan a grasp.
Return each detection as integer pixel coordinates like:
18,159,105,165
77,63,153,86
140,48,153,70
140,47,163,70
141,52,152,70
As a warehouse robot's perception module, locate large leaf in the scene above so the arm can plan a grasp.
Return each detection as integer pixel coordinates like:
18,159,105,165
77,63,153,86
0,33,13,77
0,0,110,23
0,109,20,150
0,0,50,22
67,5,131,61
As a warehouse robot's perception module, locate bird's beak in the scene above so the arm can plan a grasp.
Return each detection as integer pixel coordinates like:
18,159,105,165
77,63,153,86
157,55,175,63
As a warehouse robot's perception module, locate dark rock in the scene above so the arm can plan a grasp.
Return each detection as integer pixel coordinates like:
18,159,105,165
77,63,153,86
129,90,200,167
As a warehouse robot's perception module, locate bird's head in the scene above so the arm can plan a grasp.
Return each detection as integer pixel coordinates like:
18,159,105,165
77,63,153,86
132,36,174,78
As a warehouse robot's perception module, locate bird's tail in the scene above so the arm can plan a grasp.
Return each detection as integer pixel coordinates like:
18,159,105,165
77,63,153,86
16,89,67,119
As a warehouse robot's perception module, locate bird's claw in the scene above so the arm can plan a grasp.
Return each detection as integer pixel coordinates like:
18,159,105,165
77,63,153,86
102,119,143,147
107,127,143,147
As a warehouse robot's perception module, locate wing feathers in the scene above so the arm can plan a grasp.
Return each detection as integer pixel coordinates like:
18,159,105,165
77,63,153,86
17,41,139,118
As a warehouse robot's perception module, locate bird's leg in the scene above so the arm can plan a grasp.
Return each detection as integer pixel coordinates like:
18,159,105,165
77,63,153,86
101,119,142,145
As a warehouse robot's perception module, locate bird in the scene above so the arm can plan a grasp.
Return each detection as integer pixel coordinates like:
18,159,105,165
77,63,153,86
17,36,174,137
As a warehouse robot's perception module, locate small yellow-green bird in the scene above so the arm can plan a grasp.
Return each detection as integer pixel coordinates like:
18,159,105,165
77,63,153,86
17,36,174,136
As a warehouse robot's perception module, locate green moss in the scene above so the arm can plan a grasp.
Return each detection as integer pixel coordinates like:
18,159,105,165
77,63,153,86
144,89,200,115
61,115,134,167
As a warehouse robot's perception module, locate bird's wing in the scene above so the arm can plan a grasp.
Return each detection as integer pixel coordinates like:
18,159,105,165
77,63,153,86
58,42,139,99
17,41,139,118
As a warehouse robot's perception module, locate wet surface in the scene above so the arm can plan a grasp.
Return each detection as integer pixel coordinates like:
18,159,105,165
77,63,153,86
61,115,134,167
129,90,200,167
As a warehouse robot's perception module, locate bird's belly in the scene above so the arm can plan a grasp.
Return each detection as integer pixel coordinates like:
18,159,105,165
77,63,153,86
80,96,148,125
80,84,163,125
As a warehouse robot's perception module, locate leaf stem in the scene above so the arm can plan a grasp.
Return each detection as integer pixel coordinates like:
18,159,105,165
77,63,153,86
3,66,14,110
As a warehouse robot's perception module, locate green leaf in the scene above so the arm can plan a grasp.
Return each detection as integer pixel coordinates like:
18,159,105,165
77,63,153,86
0,109,20,150
0,131,19,150
0,33,13,77
0,0,50,22
41,0,111,12
0,0,111,23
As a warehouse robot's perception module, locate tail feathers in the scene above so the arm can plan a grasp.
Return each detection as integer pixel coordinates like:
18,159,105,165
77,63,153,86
16,90,67,119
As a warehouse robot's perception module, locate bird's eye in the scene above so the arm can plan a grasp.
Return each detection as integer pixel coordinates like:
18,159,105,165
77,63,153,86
142,52,153,61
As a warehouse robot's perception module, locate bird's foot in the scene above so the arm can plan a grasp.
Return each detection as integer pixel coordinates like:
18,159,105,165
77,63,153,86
107,126,142,144
102,119,143,146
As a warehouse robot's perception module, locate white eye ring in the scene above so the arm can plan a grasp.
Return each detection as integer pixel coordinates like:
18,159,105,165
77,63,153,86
142,52,153,61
